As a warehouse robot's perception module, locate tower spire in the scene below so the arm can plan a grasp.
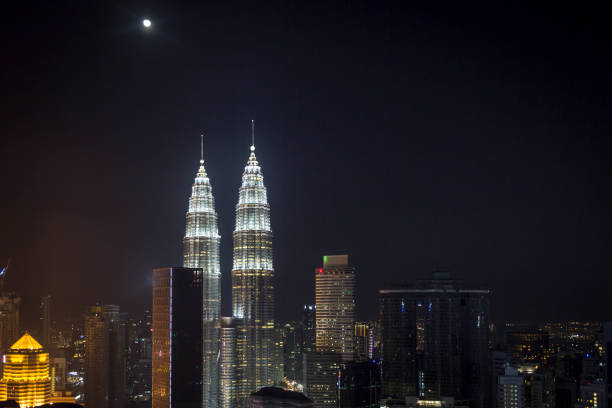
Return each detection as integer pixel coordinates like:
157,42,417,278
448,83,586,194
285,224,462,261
200,134,204,164
250,120,255,151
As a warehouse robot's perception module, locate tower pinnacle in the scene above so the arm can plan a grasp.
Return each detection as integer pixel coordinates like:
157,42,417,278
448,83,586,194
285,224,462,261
200,134,204,164
251,120,255,151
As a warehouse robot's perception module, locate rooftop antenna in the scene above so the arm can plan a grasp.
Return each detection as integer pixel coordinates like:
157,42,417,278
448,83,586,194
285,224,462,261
250,120,255,151
200,134,204,164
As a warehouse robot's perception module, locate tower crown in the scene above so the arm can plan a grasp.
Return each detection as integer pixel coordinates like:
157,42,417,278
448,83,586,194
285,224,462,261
10,333,43,351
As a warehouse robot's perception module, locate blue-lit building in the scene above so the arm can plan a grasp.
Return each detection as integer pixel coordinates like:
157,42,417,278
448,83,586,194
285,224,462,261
379,272,490,408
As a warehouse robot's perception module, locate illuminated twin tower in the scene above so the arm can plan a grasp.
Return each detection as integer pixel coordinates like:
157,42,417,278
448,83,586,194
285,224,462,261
182,122,274,408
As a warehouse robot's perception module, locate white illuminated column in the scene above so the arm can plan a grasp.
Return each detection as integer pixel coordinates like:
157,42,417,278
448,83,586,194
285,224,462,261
232,122,275,402
183,136,220,408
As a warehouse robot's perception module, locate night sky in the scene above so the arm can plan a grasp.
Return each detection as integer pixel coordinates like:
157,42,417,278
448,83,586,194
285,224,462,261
1,2,611,329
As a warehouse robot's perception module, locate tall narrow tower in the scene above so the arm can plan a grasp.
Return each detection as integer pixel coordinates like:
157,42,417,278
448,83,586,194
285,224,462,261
183,136,221,408
232,121,275,402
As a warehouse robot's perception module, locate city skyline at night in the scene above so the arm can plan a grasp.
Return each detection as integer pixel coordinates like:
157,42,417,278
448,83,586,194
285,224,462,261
1,9,612,408
2,3,611,329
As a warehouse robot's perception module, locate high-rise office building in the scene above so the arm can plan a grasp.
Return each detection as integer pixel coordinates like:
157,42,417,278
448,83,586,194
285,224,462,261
303,305,316,353
354,322,371,361
40,295,52,350
152,267,203,408
219,316,245,408
379,272,490,408
303,352,344,408
232,124,275,403
84,304,127,408
0,292,20,358
283,322,304,383
183,136,221,408
85,305,107,408
0,333,51,407
338,360,381,408
104,305,126,408
497,366,526,408
315,255,355,358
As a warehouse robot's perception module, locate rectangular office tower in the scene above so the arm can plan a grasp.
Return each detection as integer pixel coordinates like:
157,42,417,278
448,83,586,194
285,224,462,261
315,255,355,358
152,267,203,408
379,272,490,408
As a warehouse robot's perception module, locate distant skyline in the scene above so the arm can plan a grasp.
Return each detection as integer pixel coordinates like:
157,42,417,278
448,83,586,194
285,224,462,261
1,2,611,329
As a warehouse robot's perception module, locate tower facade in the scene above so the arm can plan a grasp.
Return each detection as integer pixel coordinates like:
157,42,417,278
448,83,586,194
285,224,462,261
232,131,275,403
183,141,221,408
152,267,204,408
379,272,490,407
84,304,127,408
315,255,355,358
0,333,51,407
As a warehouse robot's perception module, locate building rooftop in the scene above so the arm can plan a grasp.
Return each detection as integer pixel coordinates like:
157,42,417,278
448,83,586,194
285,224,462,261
251,386,312,402
10,332,43,351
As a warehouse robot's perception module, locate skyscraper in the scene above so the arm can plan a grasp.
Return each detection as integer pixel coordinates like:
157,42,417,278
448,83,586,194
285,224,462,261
152,267,204,408
0,292,20,363
183,135,221,408
497,366,526,408
379,272,490,408
84,304,127,408
0,333,51,407
40,295,52,350
232,122,275,402
303,305,316,354
219,316,245,408
85,305,108,408
315,255,355,358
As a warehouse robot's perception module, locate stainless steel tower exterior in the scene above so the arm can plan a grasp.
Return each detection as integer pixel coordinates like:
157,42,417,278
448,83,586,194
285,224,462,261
232,133,274,405
183,144,221,408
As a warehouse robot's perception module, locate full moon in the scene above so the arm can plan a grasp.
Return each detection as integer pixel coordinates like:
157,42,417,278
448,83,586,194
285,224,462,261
142,19,152,28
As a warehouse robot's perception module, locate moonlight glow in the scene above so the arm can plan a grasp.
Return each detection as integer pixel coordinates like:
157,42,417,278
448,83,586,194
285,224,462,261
143,19,152,28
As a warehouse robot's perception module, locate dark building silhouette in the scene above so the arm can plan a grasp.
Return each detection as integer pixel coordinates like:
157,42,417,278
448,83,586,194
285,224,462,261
84,305,127,408
283,321,304,383
379,272,490,408
303,352,344,408
302,305,316,353
338,360,380,408
40,295,52,350
152,267,203,408
250,387,312,408
0,292,20,365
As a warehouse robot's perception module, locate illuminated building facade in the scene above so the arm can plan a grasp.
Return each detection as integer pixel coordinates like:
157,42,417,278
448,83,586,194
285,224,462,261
0,333,51,407
315,255,355,358
232,131,275,404
303,305,316,353
183,138,221,408
497,366,526,408
303,352,344,408
152,267,203,408
505,328,550,367
219,316,245,408
379,272,490,408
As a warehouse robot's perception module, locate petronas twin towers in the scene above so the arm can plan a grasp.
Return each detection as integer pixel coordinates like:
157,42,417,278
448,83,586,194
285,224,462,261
182,123,275,408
